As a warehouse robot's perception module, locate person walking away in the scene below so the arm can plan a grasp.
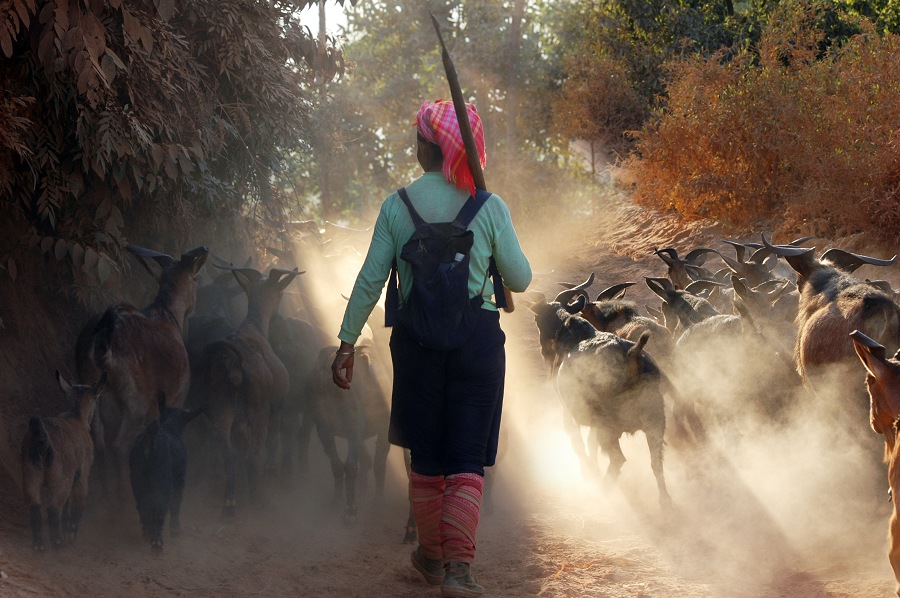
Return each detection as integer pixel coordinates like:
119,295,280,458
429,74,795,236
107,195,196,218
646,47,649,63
331,99,532,597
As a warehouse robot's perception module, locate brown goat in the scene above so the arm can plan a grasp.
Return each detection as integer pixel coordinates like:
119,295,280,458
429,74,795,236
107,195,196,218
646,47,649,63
76,245,208,501
21,371,105,551
762,236,900,401
850,330,900,596
191,266,302,516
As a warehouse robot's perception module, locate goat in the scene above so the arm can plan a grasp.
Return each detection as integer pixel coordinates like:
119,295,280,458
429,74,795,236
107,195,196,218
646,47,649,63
528,286,672,508
560,276,676,366
76,244,208,501
190,266,302,516
21,371,105,551
129,391,203,553
311,342,392,524
654,246,717,290
646,275,799,430
850,330,900,596
761,236,900,400
268,313,326,477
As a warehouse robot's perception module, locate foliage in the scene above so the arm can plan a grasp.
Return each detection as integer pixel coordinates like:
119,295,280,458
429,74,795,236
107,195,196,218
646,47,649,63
0,0,346,303
625,1,900,241
286,0,591,228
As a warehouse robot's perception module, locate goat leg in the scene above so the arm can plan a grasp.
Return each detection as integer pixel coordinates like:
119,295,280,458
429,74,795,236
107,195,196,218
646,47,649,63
222,443,238,518
29,504,44,551
46,505,63,549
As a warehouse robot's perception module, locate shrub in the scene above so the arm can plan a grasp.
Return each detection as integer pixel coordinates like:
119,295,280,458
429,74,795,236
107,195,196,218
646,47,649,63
625,2,900,242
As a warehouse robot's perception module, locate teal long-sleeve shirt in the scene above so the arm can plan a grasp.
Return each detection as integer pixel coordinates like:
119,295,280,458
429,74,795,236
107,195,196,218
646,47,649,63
338,172,532,345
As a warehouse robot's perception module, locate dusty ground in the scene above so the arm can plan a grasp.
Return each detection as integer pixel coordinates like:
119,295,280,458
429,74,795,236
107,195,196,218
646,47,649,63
1,196,899,597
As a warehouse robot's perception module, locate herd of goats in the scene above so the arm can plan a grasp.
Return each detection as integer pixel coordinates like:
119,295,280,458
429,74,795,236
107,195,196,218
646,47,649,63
17,226,900,593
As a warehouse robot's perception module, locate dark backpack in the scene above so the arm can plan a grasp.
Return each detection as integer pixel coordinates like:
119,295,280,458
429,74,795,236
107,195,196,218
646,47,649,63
385,187,506,350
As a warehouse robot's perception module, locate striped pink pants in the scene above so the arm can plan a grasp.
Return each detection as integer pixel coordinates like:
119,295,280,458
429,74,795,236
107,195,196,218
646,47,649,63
410,471,484,563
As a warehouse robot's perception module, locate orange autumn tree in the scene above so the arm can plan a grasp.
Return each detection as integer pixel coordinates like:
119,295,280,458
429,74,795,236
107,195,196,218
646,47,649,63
627,1,900,241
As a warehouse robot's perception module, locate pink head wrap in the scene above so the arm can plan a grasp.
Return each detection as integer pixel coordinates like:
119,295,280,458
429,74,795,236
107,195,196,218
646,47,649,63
415,99,486,197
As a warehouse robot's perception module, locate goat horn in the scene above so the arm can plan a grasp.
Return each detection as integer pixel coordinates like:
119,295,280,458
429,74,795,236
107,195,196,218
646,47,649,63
820,248,897,273
654,247,678,265
645,276,675,295
684,248,715,266
595,282,636,301
126,244,173,261
553,287,588,306
760,234,816,257
714,249,744,273
552,273,594,303
850,329,887,355
181,245,209,259
126,244,176,273
721,239,748,263
685,280,722,297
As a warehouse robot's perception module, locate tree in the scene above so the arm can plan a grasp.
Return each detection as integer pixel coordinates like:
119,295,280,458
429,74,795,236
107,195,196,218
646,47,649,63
0,0,347,301
288,0,594,232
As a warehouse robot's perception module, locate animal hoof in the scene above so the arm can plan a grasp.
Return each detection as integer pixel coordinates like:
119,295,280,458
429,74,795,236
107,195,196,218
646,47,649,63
343,511,359,527
222,505,236,519
402,528,418,544
151,540,163,554
33,543,45,552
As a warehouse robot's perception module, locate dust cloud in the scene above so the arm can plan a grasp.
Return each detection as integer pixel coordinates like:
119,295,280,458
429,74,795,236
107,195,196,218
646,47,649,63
1,170,895,597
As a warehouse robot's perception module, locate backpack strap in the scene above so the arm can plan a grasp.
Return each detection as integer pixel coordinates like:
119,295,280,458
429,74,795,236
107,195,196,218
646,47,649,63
490,257,508,310
385,258,399,327
386,187,414,327
452,188,492,229
396,187,426,229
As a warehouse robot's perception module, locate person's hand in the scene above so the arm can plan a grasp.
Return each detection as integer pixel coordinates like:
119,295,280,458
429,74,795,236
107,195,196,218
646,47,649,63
331,342,355,390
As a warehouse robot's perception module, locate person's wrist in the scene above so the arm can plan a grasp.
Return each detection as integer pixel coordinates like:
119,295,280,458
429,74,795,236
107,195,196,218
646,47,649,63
336,341,355,356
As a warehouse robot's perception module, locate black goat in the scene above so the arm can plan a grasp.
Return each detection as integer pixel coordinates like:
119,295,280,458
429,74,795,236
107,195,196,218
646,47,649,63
129,392,203,553
528,287,672,508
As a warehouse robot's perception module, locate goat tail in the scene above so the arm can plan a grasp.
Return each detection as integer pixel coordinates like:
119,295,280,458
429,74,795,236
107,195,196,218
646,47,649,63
26,416,54,467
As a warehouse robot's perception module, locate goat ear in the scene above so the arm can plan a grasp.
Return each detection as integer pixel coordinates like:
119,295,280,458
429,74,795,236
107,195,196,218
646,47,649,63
184,248,209,275
272,268,303,291
127,244,176,280
626,332,650,378
851,331,888,378
56,370,73,395
230,268,256,293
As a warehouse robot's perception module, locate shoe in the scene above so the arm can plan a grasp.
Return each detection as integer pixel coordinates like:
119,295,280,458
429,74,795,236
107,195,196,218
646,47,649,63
441,561,484,597
411,547,444,585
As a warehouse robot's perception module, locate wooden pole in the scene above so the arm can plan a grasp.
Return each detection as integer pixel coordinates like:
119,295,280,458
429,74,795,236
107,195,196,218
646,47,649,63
430,14,514,312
